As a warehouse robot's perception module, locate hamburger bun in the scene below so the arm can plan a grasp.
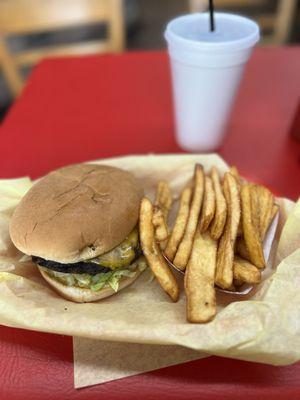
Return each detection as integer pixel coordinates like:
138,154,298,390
10,164,143,263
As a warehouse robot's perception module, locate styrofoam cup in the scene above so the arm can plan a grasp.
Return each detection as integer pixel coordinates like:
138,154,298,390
165,13,260,151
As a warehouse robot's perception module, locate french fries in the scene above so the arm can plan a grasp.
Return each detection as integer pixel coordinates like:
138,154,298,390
215,173,241,289
251,185,261,238
155,181,172,218
230,166,243,237
152,206,169,242
139,197,179,302
153,181,172,247
256,185,275,239
210,167,227,240
185,230,217,323
140,162,278,323
240,184,265,268
199,176,216,233
164,186,192,261
236,186,277,263
173,164,205,270
233,257,261,284
229,166,240,182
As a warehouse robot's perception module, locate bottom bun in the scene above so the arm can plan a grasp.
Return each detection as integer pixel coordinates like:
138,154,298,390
38,256,146,303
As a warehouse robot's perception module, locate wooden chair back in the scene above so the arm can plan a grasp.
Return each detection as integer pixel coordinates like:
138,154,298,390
0,0,125,96
189,0,297,46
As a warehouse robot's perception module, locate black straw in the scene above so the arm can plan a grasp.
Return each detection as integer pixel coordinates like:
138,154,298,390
209,0,215,32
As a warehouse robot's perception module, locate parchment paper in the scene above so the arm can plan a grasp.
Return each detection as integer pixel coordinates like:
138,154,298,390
0,154,299,371
73,338,206,388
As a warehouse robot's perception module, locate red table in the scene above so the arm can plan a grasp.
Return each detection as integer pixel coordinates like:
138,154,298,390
1,49,300,400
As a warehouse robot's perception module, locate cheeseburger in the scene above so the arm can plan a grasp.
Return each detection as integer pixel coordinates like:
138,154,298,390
9,164,146,303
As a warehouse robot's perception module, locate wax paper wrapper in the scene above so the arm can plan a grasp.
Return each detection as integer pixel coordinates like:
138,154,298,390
73,338,206,388
0,154,300,370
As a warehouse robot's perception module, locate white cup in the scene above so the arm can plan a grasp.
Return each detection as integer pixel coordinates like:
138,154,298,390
165,13,260,152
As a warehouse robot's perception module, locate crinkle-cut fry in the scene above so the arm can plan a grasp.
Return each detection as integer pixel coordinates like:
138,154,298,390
215,172,241,289
155,181,172,218
233,256,261,284
152,206,169,242
164,186,192,261
173,164,205,270
241,184,265,269
139,197,179,302
185,230,217,323
199,176,216,233
210,167,227,240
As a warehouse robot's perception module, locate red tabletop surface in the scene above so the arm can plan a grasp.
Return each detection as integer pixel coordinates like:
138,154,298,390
0,48,300,399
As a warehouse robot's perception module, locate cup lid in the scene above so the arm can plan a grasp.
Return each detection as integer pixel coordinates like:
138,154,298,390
165,12,260,52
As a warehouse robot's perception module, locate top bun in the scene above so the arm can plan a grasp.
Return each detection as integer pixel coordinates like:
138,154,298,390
10,164,143,263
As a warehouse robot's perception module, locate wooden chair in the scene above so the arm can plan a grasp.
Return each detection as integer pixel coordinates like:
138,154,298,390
0,0,125,97
189,0,297,46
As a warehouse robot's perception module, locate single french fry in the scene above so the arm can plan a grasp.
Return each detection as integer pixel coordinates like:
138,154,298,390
173,164,205,270
152,206,168,242
155,181,172,218
236,199,278,262
185,230,217,323
210,167,227,240
215,173,241,289
238,184,264,264
164,186,192,261
155,181,165,201
260,201,278,241
154,181,172,249
251,185,261,238
270,204,279,223
229,166,243,237
139,198,179,302
229,166,240,182
256,185,275,239
241,184,265,268
233,256,261,284
199,176,216,233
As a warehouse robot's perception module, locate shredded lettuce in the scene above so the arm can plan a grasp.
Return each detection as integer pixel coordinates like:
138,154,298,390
73,274,92,288
108,275,120,292
48,270,76,286
108,270,136,292
90,269,136,292
42,258,148,293
90,271,113,291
